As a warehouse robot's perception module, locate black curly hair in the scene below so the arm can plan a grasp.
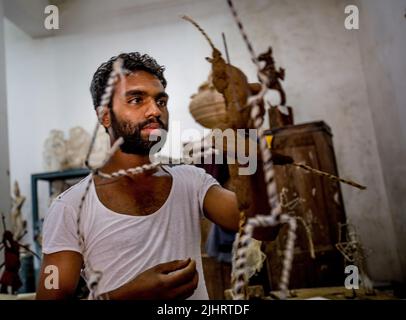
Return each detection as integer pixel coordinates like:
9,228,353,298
90,52,167,109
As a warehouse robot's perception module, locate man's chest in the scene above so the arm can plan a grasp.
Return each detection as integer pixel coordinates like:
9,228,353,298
94,175,172,216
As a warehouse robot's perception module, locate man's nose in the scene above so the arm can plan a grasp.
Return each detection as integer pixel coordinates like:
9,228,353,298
144,99,162,118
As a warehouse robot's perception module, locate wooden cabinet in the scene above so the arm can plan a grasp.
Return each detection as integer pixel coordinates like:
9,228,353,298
200,218,232,299
264,121,347,290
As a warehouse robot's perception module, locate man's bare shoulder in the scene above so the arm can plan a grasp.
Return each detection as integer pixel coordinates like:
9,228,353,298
52,174,93,207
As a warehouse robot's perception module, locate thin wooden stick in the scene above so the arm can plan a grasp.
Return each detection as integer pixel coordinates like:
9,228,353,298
292,163,366,190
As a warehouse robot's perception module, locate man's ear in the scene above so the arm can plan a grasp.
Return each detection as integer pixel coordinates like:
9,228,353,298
99,107,111,129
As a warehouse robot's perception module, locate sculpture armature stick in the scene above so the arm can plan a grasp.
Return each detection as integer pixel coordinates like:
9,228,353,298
292,163,366,190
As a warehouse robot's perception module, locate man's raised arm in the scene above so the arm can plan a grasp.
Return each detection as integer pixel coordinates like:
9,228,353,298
203,185,280,241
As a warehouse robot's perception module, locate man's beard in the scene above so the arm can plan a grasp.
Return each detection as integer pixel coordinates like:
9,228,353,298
110,110,168,155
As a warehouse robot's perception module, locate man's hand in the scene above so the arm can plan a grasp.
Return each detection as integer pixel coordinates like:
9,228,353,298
37,252,198,300
106,259,198,300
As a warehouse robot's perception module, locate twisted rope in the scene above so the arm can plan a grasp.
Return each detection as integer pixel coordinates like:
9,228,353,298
76,59,125,300
181,15,216,50
231,211,248,299
226,0,298,300
226,0,258,66
232,214,297,299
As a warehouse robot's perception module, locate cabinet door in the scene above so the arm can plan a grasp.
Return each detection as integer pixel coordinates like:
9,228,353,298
265,125,346,290
200,218,232,299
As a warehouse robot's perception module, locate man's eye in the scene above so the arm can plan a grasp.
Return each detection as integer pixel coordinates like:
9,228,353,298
129,97,143,104
157,99,167,107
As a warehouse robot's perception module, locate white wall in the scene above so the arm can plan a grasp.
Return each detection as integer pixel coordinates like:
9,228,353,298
0,0,11,233
356,0,406,282
4,0,405,282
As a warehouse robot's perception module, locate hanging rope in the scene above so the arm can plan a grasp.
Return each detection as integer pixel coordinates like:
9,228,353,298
225,0,298,299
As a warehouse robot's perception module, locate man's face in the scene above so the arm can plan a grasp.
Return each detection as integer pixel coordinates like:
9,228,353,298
108,70,169,155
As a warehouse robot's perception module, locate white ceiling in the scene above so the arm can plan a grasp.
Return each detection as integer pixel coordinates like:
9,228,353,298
4,0,52,38
4,0,194,38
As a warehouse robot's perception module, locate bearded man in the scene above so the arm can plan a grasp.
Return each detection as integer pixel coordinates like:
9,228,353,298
36,52,245,300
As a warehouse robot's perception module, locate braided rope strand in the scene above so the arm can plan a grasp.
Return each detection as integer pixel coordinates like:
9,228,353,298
226,0,298,300
226,0,259,66
278,215,297,299
231,211,248,299
181,15,216,50
232,214,297,299
76,58,125,299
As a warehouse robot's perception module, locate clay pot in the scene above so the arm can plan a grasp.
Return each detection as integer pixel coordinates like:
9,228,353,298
189,75,229,130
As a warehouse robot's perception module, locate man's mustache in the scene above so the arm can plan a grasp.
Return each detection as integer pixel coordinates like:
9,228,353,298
139,117,166,130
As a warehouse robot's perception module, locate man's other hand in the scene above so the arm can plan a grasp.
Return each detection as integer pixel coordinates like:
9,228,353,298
107,258,199,300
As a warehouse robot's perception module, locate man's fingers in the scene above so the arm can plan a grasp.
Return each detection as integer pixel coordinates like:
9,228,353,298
172,269,199,300
156,258,191,274
165,259,197,288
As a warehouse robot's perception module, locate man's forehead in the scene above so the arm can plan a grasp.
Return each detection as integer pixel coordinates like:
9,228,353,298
122,70,163,88
113,70,166,99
